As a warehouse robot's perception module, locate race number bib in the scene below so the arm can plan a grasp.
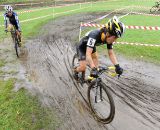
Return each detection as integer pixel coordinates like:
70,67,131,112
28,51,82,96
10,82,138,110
87,38,96,47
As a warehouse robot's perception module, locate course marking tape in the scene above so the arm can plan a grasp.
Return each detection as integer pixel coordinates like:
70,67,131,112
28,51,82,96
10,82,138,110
131,11,160,17
131,5,151,9
0,0,106,15
87,6,131,24
1,1,131,16
0,6,89,27
115,42,160,47
1,3,82,16
80,23,160,31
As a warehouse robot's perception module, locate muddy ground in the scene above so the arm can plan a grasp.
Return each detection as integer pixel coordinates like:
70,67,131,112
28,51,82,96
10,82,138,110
1,12,160,130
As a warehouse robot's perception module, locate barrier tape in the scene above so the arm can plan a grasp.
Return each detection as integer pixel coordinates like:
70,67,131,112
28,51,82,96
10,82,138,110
115,42,160,47
1,2,92,16
87,6,131,24
131,11,160,17
131,5,151,9
81,23,160,31
0,2,47,6
0,6,88,27
1,1,132,16
1,4,75,15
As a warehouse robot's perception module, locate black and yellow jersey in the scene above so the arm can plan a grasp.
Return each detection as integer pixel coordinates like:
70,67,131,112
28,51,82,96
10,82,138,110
77,29,113,60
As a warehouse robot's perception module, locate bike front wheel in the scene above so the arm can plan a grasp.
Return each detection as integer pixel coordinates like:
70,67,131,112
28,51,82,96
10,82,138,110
15,38,20,58
150,6,158,13
87,81,115,124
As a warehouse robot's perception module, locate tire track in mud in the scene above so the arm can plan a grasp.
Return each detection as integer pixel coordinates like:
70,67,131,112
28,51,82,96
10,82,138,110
25,37,108,130
103,76,160,126
99,58,160,129
23,13,160,130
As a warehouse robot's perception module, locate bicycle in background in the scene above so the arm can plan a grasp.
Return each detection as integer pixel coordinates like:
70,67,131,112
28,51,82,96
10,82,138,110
150,1,160,13
6,26,21,58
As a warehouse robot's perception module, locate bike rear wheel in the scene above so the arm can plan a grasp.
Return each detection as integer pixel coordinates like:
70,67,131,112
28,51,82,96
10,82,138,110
150,6,158,13
87,81,115,124
72,53,79,69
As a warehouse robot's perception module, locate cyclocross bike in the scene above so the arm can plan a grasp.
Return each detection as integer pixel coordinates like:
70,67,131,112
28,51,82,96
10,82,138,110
6,27,21,58
72,53,120,124
150,1,160,13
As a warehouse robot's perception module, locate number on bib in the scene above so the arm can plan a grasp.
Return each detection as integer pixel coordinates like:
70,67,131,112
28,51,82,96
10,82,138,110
87,38,96,47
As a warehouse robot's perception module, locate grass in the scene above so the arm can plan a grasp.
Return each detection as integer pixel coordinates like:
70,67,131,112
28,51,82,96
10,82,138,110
0,79,59,129
114,44,160,64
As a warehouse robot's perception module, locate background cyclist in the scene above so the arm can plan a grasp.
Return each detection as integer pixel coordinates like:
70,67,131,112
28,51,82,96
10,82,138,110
4,5,22,45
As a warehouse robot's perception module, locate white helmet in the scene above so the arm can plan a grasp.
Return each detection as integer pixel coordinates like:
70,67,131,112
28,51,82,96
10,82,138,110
4,5,13,13
8,6,13,12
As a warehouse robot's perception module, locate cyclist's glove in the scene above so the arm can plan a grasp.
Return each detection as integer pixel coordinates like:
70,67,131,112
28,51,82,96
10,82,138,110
90,67,98,78
115,64,123,75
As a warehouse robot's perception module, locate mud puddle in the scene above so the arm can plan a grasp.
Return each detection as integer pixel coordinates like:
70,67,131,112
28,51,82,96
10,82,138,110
22,12,160,130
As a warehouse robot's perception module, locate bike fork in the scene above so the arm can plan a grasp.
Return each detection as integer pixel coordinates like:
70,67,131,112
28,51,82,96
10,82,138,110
94,82,103,103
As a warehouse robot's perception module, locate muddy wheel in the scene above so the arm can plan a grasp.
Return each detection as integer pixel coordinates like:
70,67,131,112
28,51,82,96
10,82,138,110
150,6,158,13
87,81,115,124
15,38,20,58
72,53,79,69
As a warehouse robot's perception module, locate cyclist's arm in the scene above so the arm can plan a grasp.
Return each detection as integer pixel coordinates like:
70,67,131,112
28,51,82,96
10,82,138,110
14,13,21,31
108,48,118,65
3,14,7,29
86,37,96,69
86,47,96,69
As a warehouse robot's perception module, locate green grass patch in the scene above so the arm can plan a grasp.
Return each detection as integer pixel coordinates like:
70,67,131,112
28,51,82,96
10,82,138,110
115,44,160,64
0,79,59,129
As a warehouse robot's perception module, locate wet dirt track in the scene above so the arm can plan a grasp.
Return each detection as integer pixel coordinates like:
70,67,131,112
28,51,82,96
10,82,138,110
23,13,160,130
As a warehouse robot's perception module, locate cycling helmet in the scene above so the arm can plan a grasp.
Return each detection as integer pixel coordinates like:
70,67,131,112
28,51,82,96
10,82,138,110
4,5,10,10
5,5,13,13
106,16,125,38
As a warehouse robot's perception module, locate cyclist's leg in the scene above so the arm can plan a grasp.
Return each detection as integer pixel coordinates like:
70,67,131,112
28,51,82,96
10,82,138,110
7,24,14,31
7,24,15,41
74,46,87,80
76,45,87,72
76,60,87,72
14,24,22,43
16,30,21,42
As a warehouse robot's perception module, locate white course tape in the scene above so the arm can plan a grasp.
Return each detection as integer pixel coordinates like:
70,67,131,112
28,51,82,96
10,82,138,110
132,5,151,9
115,42,160,47
131,11,160,17
0,6,88,27
0,1,98,16
1,3,82,16
87,6,131,24
118,12,130,19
